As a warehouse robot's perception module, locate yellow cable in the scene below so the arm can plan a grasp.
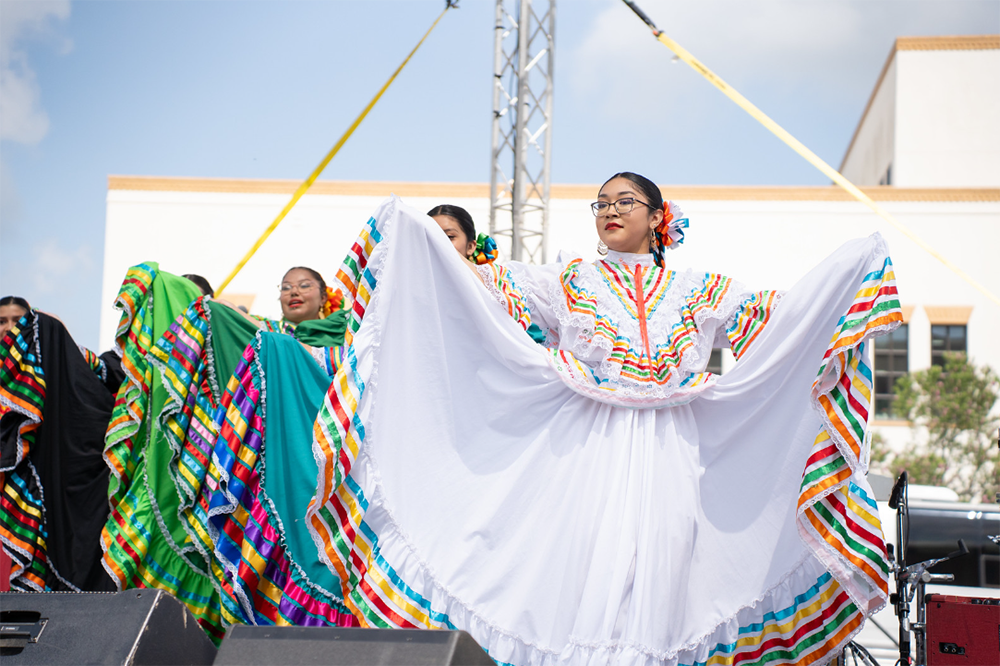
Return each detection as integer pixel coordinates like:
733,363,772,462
217,4,453,296
622,2,998,307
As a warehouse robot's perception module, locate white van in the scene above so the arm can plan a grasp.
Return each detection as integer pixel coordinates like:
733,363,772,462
852,479,1000,665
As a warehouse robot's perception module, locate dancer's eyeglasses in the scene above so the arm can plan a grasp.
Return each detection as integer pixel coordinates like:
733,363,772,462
279,281,317,293
591,197,657,216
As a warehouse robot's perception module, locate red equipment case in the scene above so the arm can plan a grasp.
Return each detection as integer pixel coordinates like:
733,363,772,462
925,594,999,665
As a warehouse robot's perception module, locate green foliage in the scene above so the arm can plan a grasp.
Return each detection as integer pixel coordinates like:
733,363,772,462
869,432,948,489
881,353,999,502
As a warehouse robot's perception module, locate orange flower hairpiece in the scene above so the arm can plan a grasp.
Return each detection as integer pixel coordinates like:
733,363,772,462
653,200,688,251
321,286,345,318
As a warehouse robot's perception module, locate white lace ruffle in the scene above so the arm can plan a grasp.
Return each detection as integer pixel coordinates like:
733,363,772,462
548,259,749,402
357,464,850,666
476,263,508,310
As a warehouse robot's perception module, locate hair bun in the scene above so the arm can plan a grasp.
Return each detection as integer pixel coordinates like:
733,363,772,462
472,234,499,265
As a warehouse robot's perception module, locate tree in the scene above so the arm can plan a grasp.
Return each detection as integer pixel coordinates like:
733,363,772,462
873,353,999,503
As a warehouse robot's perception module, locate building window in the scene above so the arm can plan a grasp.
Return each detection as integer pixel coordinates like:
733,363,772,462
707,348,723,375
879,163,892,186
931,324,967,368
874,324,908,418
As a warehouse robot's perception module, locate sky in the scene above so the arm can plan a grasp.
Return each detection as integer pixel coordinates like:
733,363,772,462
1,0,997,350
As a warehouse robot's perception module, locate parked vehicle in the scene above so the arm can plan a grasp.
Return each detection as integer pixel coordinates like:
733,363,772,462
853,482,999,665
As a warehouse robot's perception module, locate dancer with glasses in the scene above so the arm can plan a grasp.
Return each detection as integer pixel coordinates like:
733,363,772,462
184,264,356,632
300,182,899,666
100,260,355,640
278,267,328,325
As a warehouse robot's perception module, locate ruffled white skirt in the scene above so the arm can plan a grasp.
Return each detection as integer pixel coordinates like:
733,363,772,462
308,198,894,666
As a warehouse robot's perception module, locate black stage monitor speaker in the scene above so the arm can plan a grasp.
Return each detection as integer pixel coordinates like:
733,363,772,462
214,626,494,665
0,590,216,665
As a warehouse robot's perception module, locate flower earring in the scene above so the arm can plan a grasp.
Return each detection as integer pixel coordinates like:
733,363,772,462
597,240,609,256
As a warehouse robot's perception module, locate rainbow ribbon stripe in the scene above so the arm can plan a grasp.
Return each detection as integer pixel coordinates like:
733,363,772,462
150,297,217,510
334,216,382,348
799,257,901,615
80,346,107,382
478,262,533,332
0,312,52,591
207,337,357,628
306,226,900,663
683,573,861,665
556,262,739,392
103,262,158,510
100,265,227,643
726,290,781,361
146,296,247,624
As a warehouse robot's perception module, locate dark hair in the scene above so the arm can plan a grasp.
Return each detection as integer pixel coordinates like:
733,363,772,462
182,274,214,297
284,267,327,297
427,204,476,248
0,296,31,310
601,172,665,265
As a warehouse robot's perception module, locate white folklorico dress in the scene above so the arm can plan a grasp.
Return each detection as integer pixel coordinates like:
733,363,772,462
306,196,901,666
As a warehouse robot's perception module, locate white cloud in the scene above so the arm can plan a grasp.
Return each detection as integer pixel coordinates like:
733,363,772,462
34,237,95,293
0,158,20,232
568,0,997,125
0,0,71,144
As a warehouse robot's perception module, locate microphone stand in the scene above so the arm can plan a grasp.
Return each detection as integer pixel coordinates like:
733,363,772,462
886,471,969,666
888,471,910,665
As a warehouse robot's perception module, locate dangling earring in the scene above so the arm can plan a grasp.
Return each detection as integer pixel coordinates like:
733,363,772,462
597,240,609,256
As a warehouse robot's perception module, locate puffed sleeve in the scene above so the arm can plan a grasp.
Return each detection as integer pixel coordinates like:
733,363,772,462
476,262,534,333
724,290,783,360
504,252,583,348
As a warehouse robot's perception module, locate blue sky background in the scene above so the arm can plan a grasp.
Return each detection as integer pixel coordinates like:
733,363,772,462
1,0,997,349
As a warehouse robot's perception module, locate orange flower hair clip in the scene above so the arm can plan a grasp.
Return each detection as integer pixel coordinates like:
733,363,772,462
321,286,345,318
653,200,688,251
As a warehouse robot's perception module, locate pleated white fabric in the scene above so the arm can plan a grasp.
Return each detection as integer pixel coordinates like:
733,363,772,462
308,197,892,665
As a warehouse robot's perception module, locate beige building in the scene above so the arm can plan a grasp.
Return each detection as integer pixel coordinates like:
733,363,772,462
841,35,1000,187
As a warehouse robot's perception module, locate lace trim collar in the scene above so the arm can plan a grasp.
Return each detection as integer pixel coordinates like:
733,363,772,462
603,249,655,267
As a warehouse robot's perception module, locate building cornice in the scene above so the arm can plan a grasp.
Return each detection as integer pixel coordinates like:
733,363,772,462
107,176,492,198
896,35,1000,51
108,176,1000,203
839,35,1000,172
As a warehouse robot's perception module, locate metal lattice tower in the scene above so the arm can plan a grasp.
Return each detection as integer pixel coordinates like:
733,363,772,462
489,0,555,263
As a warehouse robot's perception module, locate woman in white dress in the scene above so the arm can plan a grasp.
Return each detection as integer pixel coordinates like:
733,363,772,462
304,173,901,665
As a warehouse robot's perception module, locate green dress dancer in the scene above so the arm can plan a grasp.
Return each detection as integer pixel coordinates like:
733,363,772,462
101,263,258,643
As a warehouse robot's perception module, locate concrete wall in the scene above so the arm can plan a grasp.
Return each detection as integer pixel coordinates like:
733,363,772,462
102,180,999,449
841,41,1000,188
841,57,896,186
895,49,1000,187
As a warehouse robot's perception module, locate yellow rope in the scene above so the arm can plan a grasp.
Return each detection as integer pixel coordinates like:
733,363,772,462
217,4,454,296
622,1,999,307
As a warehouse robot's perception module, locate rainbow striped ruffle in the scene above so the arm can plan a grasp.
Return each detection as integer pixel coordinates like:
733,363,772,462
333,215,382,348
305,213,900,665
800,257,901,614
204,336,357,628
0,312,50,591
100,265,226,643
726,290,781,360
692,256,900,665
477,262,532,332
80,346,108,383
146,296,248,628
104,262,158,510
557,259,742,398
